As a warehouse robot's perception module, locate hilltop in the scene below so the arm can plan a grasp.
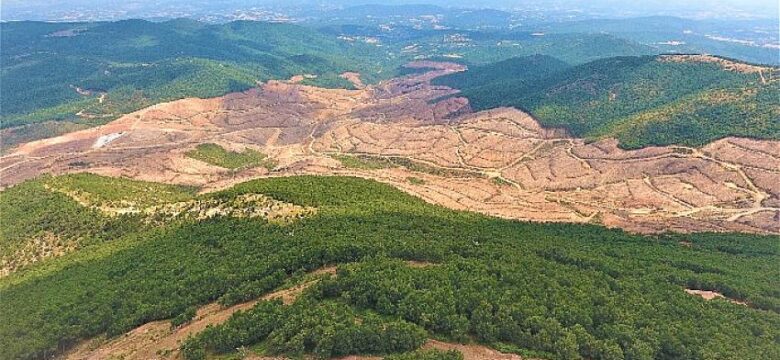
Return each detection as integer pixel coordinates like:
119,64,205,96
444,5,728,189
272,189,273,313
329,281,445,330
1,12,780,360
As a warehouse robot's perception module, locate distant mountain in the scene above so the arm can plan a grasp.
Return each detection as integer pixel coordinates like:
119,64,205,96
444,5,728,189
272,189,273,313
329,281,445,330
530,16,780,65
322,4,447,18
0,19,398,129
314,4,515,30
438,54,780,148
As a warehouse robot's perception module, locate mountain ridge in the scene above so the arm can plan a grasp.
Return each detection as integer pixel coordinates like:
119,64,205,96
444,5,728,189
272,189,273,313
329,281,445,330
435,54,779,148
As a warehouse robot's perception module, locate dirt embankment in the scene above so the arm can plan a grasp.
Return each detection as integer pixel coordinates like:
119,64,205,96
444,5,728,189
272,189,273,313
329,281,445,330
684,288,748,306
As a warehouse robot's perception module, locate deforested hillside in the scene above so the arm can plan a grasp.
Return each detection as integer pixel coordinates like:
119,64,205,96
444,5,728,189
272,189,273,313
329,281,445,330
437,54,780,148
0,19,657,151
1,175,779,360
3,64,778,235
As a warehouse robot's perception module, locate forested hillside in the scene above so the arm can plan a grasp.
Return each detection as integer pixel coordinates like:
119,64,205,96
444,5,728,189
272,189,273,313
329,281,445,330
433,55,571,90
437,54,780,148
0,20,399,129
319,23,654,66
1,175,778,359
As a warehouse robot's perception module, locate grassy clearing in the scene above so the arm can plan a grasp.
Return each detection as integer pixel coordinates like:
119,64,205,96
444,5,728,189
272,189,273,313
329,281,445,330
186,143,276,170
335,154,484,178
407,177,426,185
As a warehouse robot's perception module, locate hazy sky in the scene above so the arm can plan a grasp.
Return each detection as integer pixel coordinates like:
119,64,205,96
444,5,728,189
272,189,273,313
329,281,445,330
2,0,778,20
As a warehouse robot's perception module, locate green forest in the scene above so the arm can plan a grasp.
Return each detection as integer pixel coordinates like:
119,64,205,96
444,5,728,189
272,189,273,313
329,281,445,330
1,174,778,359
435,55,780,148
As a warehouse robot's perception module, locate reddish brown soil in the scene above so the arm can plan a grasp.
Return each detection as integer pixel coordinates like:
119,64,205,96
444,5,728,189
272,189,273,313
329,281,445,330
242,340,525,360
340,72,366,89
424,340,525,360
2,62,778,235
684,288,748,306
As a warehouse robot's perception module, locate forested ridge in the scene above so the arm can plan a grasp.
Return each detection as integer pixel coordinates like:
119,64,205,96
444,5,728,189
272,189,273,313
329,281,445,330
432,55,571,90
435,54,780,148
1,174,778,359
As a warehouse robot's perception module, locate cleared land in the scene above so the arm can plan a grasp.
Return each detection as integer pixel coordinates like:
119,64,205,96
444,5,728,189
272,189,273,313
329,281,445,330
1,61,778,235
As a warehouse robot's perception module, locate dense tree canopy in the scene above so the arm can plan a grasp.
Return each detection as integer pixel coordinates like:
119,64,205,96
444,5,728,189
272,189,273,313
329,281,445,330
1,175,778,359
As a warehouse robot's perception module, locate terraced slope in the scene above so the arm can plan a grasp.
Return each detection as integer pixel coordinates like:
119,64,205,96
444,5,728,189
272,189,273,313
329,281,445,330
436,54,780,148
1,175,778,360
2,63,777,235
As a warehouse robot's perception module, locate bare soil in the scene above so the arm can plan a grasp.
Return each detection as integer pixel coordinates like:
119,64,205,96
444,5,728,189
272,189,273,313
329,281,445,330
2,62,778,235
424,339,525,360
684,288,748,306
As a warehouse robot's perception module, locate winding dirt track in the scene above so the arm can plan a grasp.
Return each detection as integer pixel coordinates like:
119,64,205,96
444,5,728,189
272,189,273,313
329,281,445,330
62,267,337,360
2,62,779,234
61,262,525,360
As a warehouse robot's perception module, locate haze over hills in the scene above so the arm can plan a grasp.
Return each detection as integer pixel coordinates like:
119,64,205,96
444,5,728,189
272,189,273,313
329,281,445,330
1,2,779,360
3,0,778,20
0,18,657,149
0,20,397,129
